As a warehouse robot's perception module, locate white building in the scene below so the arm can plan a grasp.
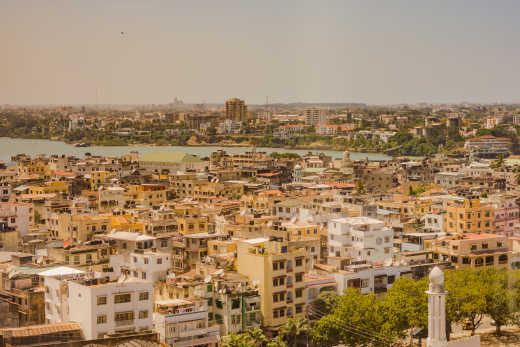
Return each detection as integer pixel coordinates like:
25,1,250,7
304,108,327,125
333,264,411,295
328,217,393,265
218,119,242,134
42,267,154,340
154,298,219,347
423,212,445,233
109,250,171,282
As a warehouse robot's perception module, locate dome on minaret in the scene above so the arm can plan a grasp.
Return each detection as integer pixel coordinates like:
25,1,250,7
429,266,445,293
343,150,350,161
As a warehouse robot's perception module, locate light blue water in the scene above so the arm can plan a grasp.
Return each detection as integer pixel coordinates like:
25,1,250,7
0,137,392,163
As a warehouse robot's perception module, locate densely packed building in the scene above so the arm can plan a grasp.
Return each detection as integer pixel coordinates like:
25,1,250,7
0,139,520,345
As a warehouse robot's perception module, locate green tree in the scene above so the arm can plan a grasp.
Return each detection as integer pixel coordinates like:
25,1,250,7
481,268,515,335
445,269,486,335
311,289,391,347
279,318,309,347
266,336,287,347
221,333,250,347
309,291,340,320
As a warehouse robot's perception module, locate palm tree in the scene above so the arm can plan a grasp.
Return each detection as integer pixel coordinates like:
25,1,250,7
279,318,309,347
267,336,287,347
221,333,250,347
245,328,267,346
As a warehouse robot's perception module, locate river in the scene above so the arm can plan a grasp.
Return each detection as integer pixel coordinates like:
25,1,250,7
0,137,392,164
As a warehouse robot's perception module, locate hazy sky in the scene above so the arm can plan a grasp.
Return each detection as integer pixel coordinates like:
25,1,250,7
2,0,519,105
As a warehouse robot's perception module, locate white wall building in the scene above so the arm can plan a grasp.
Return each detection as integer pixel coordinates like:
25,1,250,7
109,250,171,282
42,268,154,340
333,264,411,295
154,298,219,347
328,217,393,264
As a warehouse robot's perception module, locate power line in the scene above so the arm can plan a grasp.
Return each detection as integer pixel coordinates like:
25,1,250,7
307,306,395,346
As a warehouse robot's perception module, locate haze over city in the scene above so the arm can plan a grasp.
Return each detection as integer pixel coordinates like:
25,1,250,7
2,0,520,105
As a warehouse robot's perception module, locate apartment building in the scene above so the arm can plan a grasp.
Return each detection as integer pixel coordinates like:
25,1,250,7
42,268,153,340
154,298,219,347
304,108,327,125
328,217,393,266
226,98,248,122
427,233,510,269
237,238,307,330
57,213,111,242
446,199,493,234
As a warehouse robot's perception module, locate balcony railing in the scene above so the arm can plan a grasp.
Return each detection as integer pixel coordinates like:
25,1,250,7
115,319,134,327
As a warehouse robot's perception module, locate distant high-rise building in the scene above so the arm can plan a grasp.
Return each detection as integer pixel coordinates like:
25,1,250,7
225,98,248,122
304,107,327,125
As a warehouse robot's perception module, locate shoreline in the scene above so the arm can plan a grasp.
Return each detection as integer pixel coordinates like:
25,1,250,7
2,136,385,154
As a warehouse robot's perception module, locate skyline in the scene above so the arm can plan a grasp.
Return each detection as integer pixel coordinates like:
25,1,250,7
2,1,520,105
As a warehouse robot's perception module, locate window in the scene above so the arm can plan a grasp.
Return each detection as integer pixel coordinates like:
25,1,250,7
498,242,503,248
114,293,131,304
115,311,134,321
142,272,147,280
482,243,488,249
97,315,107,324
207,284,213,293
133,257,137,263
295,273,303,282
388,275,395,284
97,296,107,305
139,292,149,301
207,298,213,306
273,262,278,271
157,257,163,264
462,257,471,264
471,244,477,250
295,258,303,267
295,288,303,298
139,310,148,319
232,299,240,309
144,257,149,265
295,304,303,314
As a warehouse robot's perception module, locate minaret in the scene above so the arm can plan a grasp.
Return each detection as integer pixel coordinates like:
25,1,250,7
427,267,448,347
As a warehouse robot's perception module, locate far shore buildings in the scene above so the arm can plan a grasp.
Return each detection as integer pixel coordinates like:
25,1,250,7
465,135,512,158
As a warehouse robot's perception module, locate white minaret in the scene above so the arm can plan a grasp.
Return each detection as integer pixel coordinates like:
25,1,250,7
427,267,448,347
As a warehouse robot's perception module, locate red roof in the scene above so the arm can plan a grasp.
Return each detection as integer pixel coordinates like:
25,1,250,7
257,172,281,177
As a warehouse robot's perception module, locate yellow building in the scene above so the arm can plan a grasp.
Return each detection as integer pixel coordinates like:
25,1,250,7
27,181,69,195
90,171,116,190
126,184,167,208
192,181,244,203
57,213,112,242
237,238,307,330
208,239,237,257
427,233,510,269
110,215,145,233
446,199,493,234
0,227,19,250
177,215,209,235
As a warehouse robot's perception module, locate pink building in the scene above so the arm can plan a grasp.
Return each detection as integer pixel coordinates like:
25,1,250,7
0,202,33,236
489,196,520,236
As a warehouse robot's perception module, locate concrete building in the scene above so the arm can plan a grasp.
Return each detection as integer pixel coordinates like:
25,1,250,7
225,98,248,122
154,298,219,347
465,135,512,158
237,238,308,330
304,108,327,125
328,217,393,265
446,199,493,234
139,152,206,174
427,233,510,269
42,268,154,340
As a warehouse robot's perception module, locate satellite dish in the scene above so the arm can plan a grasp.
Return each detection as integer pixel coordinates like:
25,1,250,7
204,275,211,283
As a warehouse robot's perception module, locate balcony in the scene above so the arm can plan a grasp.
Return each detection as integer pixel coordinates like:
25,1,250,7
115,319,134,327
